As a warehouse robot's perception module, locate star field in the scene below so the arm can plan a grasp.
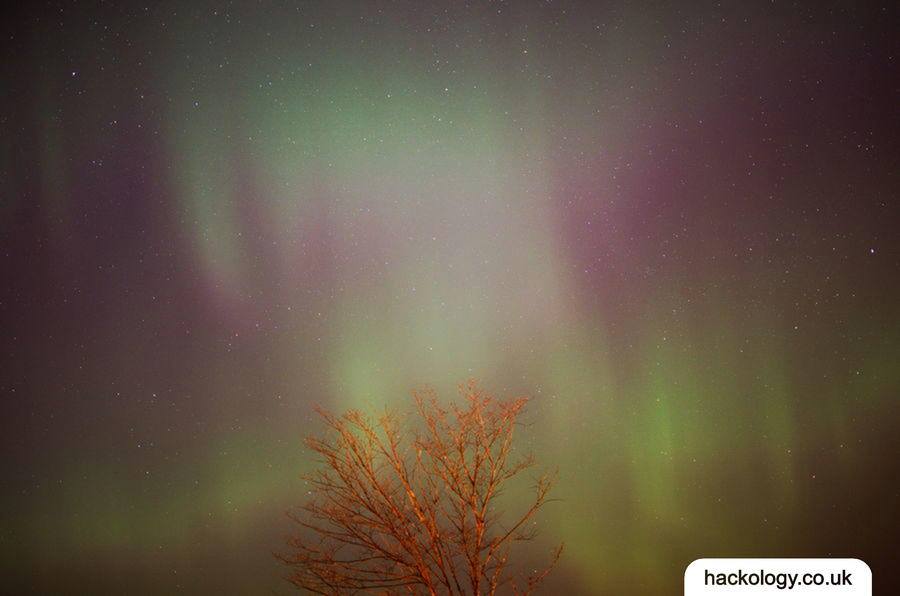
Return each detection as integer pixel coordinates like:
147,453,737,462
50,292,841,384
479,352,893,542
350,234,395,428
1,2,898,594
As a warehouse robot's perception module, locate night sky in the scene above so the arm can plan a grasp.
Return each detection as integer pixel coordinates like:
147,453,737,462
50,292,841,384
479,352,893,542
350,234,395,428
1,1,898,594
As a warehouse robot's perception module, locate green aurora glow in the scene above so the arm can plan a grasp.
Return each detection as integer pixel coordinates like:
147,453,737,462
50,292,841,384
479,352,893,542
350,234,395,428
1,2,897,594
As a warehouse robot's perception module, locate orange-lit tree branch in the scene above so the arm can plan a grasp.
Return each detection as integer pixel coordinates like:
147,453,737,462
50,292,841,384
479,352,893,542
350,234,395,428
279,380,562,595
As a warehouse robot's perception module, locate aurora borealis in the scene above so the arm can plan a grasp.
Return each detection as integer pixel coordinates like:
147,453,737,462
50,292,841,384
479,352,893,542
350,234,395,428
1,1,898,594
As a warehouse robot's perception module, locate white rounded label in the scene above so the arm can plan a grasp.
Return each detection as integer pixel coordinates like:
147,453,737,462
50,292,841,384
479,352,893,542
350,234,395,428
685,558,871,595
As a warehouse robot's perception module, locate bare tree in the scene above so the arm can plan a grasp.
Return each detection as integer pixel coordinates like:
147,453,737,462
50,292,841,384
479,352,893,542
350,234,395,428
279,380,562,595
